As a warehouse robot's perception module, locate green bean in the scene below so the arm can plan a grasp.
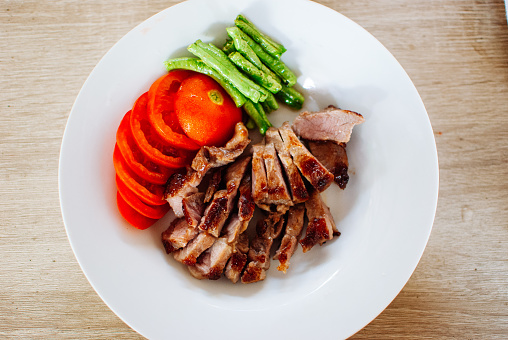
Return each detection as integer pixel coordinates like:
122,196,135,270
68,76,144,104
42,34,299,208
227,27,296,87
264,91,279,111
275,84,305,110
245,117,256,129
228,52,282,94
188,40,265,103
164,57,246,107
242,99,271,135
222,39,236,55
235,14,286,59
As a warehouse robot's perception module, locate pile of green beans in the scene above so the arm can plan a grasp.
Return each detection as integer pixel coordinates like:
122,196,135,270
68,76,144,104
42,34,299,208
164,14,304,135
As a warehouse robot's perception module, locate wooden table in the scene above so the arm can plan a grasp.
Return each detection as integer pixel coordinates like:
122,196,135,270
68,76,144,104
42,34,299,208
1,0,507,338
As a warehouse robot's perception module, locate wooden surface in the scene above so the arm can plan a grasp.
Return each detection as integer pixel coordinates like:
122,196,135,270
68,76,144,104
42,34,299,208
1,0,507,338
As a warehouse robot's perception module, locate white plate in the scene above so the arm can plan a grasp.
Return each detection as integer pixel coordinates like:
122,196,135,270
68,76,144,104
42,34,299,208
59,0,439,338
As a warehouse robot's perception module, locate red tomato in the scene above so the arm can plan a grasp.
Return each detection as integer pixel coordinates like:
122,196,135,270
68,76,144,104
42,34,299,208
116,175,170,219
116,110,174,185
116,191,158,230
130,92,194,168
174,73,242,147
147,70,201,151
113,144,167,206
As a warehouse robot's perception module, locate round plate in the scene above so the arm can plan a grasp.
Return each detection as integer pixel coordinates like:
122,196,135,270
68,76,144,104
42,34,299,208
59,0,439,338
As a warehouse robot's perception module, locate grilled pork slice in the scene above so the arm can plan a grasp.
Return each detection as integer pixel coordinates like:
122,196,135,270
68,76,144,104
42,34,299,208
204,168,223,203
222,215,248,245
241,213,285,284
164,170,201,218
198,156,251,237
263,142,293,211
265,127,309,204
225,233,249,283
191,122,250,175
307,140,349,189
188,237,233,280
238,173,255,222
161,218,197,253
279,122,334,192
251,143,269,210
274,204,306,273
300,189,339,253
292,105,364,144
182,192,206,229
173,232,216,266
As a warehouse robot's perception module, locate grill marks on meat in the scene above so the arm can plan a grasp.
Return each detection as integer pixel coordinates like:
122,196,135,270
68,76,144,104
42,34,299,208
191,122,250,175
198,156,251,237
300,189,339,253
164,170,201,218
265,127,309,204
263,143,293,211
161,106,362,283
307,141,349,189
173,232,216,266
251,143,269,210
237,173,255,222
274,204,306,273
241,213,284,284
188,237,233,280
165,122,249,217
225,233,249,283
279,122,334,192
161,218,196,253
292,105,364,144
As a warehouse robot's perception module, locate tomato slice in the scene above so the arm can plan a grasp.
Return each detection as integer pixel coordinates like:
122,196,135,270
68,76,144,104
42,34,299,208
130,92,195,168
113,144,167,206
116,191,158,230
175,73,242,147
116,175,170,219
116,110,174,185
147,70,201,151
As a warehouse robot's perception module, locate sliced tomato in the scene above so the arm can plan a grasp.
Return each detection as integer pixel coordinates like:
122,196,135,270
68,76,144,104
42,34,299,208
175,73,242,147
116,110,174,185
130,92,195,168
116,191,158,230
113,144,167,206
147,70,200,151
116,175,170,219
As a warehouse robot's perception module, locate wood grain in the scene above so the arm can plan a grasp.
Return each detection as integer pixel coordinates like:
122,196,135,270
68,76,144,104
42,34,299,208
0,0,507,339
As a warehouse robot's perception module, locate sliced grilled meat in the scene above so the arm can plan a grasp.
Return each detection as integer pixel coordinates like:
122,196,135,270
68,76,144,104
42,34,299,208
182,192,206,229
204,168,223,203
307,140,349,189
222,215,248,245
265,127,309,204
274,204,306,273
173,232,216,266
241,213,285,284
251,143,269,210
198,156,251,237
300,189,338,253
263,142,293,211
292,105,364,144
188,237,233,280
192,122,250,175
225,233,249,283
164,170,201,218
161,218,197,254
279,122,334,192
238,173,255,222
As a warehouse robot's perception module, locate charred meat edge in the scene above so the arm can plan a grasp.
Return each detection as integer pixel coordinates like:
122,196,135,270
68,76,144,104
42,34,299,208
306,140,349,189
265,127,309,204
278,122,334,193
300,189,339,253
274,204,306,273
